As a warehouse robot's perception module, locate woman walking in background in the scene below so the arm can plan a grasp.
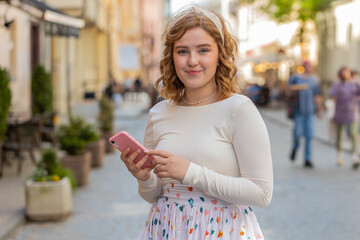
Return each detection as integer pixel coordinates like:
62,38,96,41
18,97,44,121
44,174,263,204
330,66,360,169
119,5,273,239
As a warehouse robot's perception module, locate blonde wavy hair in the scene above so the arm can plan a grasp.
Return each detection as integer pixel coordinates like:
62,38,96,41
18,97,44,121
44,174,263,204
155,5,240,103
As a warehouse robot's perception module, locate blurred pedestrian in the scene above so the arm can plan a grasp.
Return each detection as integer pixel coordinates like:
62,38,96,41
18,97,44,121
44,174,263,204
104,73,117,100
134,77,143,102
289,61,323,168
134,77,142,92
119,5,273,239
122,77,133,99
259,84,270,106
247,82,261,105
352,70,359,83
330,66,360,169
351,69,360,134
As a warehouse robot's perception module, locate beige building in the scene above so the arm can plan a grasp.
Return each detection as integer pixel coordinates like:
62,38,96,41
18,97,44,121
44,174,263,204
139,0,165,86
1,0,165,117
46,0,111,114
47,0,149,114
113,0,142,84
317,0,360,88
0,0,84,118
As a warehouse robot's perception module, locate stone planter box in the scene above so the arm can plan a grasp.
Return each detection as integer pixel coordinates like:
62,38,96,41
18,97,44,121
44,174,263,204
25,177,72,221
86,139,105,167
61,151,91,186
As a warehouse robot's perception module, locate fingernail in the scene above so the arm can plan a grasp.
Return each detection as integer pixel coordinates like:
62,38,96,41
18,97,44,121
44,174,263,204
144,150,149,153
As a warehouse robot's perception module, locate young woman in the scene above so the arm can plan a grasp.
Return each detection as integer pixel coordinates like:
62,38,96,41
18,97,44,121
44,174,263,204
330,66,360,168
120,5,273,239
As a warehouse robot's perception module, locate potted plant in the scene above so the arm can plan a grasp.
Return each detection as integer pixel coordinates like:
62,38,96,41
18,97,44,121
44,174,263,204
0,68,12,177
31,64,53,115
31,64,57,146
57,116,91,186
25,149,74,221
98,95,115,153
81,119,105,167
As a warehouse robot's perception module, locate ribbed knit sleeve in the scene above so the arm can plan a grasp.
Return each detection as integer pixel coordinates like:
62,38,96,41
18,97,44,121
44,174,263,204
182,99,273,208
137,112,163,204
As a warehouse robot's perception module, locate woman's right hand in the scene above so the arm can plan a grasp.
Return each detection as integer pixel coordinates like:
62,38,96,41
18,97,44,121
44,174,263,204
120,148,156,181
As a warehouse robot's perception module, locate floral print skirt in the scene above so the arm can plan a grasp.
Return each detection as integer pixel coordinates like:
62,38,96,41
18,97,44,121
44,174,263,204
138,182,264,240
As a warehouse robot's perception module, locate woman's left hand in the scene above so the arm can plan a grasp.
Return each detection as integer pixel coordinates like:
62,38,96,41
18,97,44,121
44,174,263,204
145,150,190,181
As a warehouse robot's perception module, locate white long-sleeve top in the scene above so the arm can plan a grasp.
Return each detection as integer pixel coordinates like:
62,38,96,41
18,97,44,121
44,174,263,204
138,94,273,208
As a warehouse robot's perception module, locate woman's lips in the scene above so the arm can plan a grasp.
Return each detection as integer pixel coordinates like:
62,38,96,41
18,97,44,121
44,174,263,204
186,70,202,75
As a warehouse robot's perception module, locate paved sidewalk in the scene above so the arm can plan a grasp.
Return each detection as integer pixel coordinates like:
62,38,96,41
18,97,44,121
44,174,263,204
0,99,150,240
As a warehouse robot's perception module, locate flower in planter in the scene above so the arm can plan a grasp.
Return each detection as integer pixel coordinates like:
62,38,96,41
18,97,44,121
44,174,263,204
31,149,76,189
26,149,74,221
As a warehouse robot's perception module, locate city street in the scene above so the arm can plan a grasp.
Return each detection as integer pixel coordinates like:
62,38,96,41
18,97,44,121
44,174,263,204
6,103,360,240
2,0,360,239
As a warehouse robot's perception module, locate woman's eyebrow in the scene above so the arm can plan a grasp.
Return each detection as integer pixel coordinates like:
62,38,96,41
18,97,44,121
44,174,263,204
174,43,212,49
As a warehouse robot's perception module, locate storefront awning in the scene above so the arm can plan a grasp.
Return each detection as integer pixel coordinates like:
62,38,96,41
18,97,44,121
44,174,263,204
4,0,85,37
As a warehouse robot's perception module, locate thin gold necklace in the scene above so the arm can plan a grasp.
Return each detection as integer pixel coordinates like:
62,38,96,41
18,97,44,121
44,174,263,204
183,92,217,105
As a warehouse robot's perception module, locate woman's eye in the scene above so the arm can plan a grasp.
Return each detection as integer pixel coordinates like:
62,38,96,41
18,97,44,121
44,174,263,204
177,50,188,55
199,49,209,54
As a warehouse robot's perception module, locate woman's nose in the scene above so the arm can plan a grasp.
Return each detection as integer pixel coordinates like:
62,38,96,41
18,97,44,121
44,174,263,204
187,52,199,67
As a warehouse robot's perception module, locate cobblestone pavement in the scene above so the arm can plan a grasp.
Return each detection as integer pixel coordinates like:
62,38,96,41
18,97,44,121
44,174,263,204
256,111,360,240
7,106,360,240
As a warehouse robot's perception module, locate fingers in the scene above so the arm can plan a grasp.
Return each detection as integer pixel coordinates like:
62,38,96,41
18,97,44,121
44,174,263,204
134,154,149,170
154,168,167,178
120,148,130,162
126,149,141,164
152,157,167,165
145,149,170,158
153,164,165,175
149,160,157,168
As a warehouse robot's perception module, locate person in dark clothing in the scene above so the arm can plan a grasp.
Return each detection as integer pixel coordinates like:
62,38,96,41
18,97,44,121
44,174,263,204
134,77,142,92
105,74,117,99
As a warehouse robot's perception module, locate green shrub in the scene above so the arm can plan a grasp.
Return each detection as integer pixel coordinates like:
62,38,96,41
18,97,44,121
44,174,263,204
32,149,76,189
57,116,100,155
31,64,53,115
0,68,12,141
76,118,100,143
98,96,114,132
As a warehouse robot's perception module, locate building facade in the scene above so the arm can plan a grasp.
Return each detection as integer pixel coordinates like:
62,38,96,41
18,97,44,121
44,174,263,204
139,0,165,86
0,0,84,118
317,0,360,89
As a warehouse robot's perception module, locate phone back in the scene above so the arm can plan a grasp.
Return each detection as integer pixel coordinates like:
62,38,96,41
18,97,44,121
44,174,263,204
109,131,155,168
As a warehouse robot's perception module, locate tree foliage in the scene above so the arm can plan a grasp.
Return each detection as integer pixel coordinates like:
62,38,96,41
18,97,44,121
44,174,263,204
263,0,335,23
261,0,336,45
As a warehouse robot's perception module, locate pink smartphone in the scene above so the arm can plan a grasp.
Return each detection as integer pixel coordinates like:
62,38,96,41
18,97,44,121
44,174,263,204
109,131,155,169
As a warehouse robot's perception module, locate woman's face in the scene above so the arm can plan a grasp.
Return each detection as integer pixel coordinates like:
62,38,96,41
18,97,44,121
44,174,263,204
173,27,219,92
341,68,351,81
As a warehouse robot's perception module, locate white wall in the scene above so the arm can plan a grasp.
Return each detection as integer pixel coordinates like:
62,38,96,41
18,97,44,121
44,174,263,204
0,5,32,116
